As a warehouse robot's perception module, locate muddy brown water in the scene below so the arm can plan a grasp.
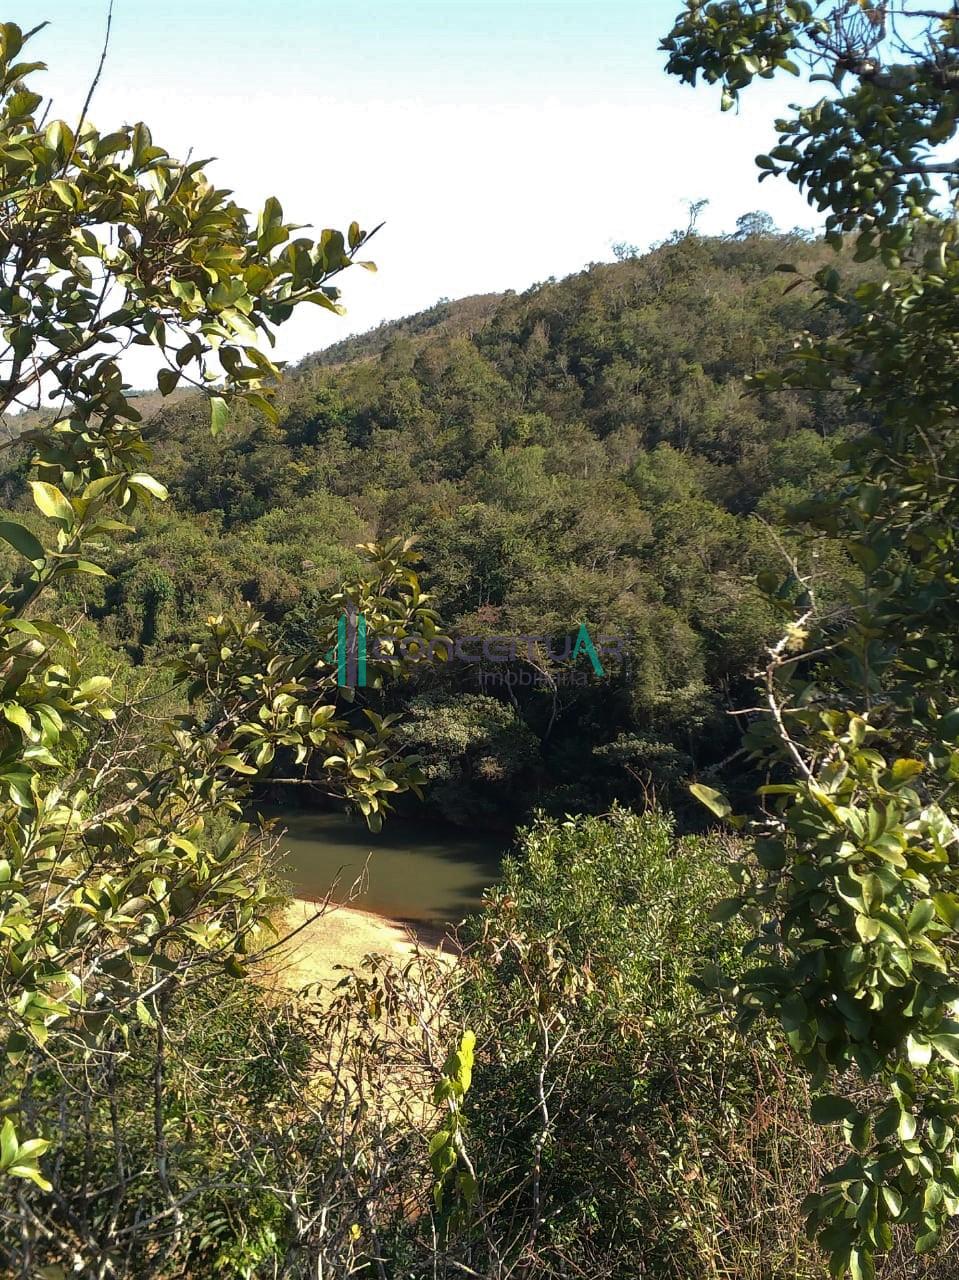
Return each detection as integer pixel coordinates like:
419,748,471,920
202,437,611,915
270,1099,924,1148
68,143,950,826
263,806,504,928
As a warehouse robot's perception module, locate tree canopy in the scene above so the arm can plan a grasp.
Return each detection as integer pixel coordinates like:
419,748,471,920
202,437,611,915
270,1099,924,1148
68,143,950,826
665,2,959,1275
0,20,431,1242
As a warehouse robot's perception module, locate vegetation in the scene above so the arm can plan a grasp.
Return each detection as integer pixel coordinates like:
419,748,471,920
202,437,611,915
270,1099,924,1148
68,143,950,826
452,808,822,1278
0,219,868,827
0,20,432,1272
665,1,959,1275
3,2,959,1277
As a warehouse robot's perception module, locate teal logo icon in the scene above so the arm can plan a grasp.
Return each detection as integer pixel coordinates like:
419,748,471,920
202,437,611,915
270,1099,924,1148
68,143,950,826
328,609,367,687
570,622,604,676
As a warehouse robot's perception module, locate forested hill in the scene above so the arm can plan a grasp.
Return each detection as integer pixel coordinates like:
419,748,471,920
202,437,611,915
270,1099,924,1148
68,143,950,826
303,291,504,367
0,229,862,826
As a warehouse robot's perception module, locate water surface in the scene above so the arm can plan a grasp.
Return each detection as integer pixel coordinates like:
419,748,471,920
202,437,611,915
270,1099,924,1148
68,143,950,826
264,807,503,927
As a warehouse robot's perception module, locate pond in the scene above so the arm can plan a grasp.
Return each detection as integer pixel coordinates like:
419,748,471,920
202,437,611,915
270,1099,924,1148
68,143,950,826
261,806,505,928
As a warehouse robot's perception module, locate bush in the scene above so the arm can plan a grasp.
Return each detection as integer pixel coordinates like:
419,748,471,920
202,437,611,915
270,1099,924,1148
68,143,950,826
454,807,830,1278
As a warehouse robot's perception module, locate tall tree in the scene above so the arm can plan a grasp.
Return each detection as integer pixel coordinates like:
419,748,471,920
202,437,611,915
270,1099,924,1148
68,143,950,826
665,2,959,1276
0,19,433,1251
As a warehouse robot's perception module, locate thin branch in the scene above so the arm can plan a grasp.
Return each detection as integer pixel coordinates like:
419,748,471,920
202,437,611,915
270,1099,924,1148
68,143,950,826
71,2,114,153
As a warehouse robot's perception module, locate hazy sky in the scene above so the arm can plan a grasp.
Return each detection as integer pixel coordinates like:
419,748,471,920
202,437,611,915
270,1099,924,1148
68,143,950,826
11,1,821,382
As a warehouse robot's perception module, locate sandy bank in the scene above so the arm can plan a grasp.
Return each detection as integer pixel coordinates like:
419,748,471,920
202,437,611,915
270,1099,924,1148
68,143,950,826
262,899,452,993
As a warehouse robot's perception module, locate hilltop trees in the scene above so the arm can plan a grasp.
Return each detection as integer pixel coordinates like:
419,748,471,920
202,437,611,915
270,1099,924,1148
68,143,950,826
665,2,959,1274
0,225,863,827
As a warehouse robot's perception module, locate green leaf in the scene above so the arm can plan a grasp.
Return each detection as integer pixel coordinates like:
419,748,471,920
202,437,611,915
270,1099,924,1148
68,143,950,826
0,771,34,809
811,1095,854,1124
937,708,959,740
848,541,880,573
77,676,111,700
0,1117,17,1168
856,915,881,943
906,1035,932,1067
29,481,72,524
891,758,924,784
933,892,959,927
0,520,44,566
220,754,257,775
916,1226,941,1255
244,392,279,424
709,896,743,923
210,395,229,437
2,703,33,736
128,473,169,501
428,1130,451,1156
7,1162,52,1191
907,900,935,934
170,278,200,308
849,1248,875,1280
82,475,121,502
929,1033,959,1065
69,560,111,577
689,782,731,818
48,179,76,208
882,1186,902,1218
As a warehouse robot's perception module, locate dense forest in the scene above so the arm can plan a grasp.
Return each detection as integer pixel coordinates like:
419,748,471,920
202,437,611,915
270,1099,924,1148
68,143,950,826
6,3,959,1277
0,226,862,827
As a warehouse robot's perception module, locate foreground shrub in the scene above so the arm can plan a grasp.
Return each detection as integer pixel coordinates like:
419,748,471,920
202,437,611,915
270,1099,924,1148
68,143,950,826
10,805,959,1277
451,809,957,1278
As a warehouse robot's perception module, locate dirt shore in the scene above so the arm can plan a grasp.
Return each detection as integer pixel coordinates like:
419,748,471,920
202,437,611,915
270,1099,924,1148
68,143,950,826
261,899,452,993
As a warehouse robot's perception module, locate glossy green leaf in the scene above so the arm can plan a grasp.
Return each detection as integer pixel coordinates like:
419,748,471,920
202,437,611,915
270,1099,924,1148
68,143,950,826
0,520,44,566
29,481,72,524
689,782,732,818
210,395,228,437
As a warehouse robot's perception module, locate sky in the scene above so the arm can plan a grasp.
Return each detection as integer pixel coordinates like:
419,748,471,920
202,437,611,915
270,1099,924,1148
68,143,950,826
9,1,823,384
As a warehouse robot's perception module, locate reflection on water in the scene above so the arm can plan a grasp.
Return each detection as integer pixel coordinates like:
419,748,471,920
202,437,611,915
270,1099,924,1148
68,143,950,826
262,806,504,927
